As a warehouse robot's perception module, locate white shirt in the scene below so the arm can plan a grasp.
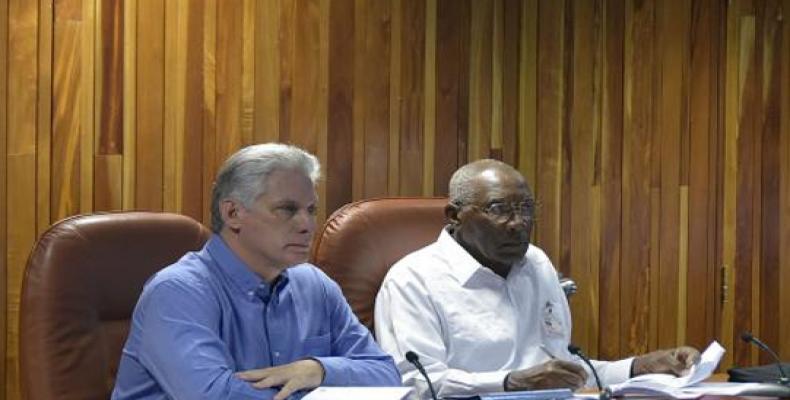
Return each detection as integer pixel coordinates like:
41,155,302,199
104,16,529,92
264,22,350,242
374,229,632,399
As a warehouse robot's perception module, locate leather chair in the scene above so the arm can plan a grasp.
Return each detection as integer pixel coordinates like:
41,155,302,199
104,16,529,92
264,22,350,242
311,197,448,334
20,211,210,400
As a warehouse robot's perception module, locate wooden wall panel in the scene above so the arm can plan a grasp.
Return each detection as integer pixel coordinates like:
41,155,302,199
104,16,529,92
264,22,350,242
0,0,7,395
598,0,625,361
3,1,790,398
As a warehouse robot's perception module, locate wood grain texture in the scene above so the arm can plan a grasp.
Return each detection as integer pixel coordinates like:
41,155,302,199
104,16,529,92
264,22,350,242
622,0,655,355
122,0,137,210
36,0,52,232
535,0,565,265
136,0,164,210
467,0,492,161
780,0,790,360
0,0,7,394
398,0,425,196
758,0,782,365
598,0,624,361
4,3,790,396
327,0,354,213
6,0,38,395
434,0,469,196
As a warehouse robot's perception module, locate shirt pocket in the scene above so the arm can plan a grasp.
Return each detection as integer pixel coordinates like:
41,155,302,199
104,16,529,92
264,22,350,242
302,333,332,357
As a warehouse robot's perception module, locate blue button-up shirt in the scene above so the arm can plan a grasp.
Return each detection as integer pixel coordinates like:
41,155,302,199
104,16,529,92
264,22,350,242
112,234,400,399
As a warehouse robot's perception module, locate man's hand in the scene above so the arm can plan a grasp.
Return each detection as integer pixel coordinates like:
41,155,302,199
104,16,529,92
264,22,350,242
632,346,700,377
236,359,325,400
505,360,588,391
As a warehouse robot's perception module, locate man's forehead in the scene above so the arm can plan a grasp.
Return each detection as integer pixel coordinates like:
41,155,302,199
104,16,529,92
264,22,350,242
470,169,530,201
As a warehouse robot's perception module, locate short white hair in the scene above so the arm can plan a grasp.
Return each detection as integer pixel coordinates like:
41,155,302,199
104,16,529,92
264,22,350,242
448,159,524,205
210,143,321,233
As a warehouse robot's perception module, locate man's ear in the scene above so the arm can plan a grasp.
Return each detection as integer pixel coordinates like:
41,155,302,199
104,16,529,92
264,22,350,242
220,199,244,232
445,203,461,225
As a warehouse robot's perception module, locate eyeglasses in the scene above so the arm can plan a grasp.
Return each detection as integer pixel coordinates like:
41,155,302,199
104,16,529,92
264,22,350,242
466,201,536,223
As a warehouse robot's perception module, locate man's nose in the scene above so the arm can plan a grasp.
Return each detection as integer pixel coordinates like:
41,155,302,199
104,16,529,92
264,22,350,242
294,210,316,234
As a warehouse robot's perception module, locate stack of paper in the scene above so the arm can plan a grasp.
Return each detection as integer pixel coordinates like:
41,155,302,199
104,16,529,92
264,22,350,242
606,341,790,399
301,386,412,400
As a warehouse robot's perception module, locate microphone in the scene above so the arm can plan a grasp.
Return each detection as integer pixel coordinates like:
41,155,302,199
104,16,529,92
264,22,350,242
405,351,439,400
740,332,790,385
568,344,604,392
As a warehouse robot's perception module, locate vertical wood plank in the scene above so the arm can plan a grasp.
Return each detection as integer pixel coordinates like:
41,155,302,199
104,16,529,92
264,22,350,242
36,0,52,231
758,0,782,365
568,0,600,353
290,0,322,153
467,0,492,161
535,0,565,264
136,0,164,211
398,0,425,196
656,0,686,349
434,0,469,195
0,0,7,393
94,0,123,212
361,0,391,198
734,13,759,367
279,0,295,142
163,0,186,213
423,0,436,196
241,0,254,146
317,0,329,221
327,0,354,213
254,0,280,143
686,0,717,351
622,0,655,355
80,0,95,213
123,0,137,210
202,0,217,225
598,0,624,360
780,0,790,360
501,0,519,166
51,0,81,221
490,0,503,158
351,0,365,201
720,0,740,369
388,0,401,196
518,0,537,186
180,0,207,221
216,0,243,161
6,0,38,396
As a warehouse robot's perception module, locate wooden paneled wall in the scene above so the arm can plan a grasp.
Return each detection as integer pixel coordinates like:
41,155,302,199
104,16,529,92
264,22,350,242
1,0,789,398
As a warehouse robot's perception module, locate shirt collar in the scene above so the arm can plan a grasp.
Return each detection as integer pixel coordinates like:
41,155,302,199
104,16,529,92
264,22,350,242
205,234,290,302
436,227,527,285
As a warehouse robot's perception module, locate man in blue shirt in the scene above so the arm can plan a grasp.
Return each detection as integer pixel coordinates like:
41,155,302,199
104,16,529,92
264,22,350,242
113,143,401,399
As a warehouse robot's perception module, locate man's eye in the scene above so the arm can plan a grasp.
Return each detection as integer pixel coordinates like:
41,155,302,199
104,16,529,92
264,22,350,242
275,205,299,217
487,204,509,216
307,205,318,216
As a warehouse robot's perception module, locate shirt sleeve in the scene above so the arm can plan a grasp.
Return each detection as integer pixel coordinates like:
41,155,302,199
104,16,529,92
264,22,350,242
589,358,634,387
135,280,278,399
375,272,509,400
311,272,402,388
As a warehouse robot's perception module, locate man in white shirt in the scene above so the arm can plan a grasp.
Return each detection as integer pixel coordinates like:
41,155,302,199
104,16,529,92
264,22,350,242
374,159,699,399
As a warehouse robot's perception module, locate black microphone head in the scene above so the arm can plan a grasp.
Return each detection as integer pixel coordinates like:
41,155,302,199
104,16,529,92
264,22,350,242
567,344,582,355
405,351,419,363
741,332,754,343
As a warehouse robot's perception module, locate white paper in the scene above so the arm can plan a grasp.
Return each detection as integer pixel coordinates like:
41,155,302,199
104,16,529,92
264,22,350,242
607,341,726,398
301,386,412,400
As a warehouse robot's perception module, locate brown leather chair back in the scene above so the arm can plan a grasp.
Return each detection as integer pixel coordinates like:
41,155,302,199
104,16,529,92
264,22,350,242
311,197,448,334
20,212,210,400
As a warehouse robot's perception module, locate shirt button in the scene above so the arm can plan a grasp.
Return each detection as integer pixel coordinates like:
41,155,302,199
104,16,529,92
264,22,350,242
248,290,254,297
274,352,280,358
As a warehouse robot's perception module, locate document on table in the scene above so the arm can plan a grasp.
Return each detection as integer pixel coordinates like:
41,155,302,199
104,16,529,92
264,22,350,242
301,386,412,400
607,341,725,398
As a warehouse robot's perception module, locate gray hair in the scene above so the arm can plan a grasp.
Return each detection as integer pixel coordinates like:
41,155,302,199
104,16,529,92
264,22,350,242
210,143,321,233
448,159,524,205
